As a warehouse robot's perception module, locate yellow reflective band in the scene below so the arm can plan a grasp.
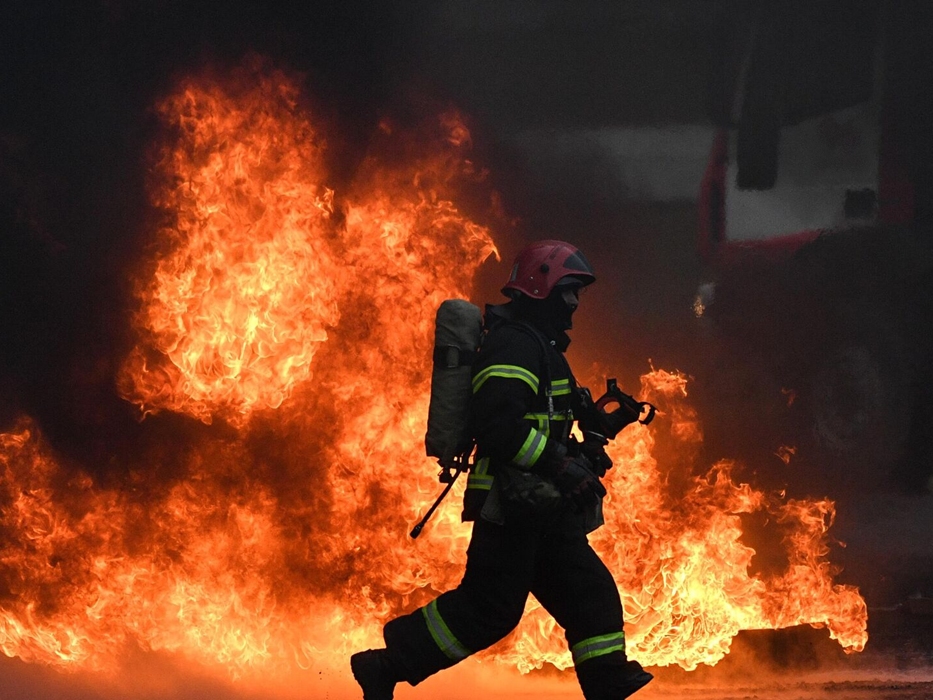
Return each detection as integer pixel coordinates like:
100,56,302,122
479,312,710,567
513,426,547,467
523,413,545,434
472,364,539,394
551,378,572,396
523,412,570,421
571,631,626,665
468,457,493,490
467,474,494,491
422,600,471,661
523,412,549,437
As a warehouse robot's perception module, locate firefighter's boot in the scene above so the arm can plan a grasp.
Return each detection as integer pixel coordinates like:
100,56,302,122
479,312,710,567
350,649,398,700
616,660,654,698
577,658,653,699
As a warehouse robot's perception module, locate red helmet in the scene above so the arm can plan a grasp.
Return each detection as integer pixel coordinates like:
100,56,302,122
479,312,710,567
501,240,596,299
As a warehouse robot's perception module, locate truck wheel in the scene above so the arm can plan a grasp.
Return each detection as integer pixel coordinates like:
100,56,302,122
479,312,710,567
808,328,912,476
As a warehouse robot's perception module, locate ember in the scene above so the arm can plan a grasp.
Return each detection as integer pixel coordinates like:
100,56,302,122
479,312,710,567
0,56,866,685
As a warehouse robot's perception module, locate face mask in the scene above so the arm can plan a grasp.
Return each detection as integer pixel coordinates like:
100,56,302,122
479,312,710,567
545,285,580,331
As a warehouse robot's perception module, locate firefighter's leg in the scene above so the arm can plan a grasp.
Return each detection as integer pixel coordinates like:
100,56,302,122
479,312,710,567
531,515,652,700
380,518,536,685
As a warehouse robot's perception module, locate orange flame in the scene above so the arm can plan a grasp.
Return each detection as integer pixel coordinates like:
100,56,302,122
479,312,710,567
488,370,865,673
0,56,866,683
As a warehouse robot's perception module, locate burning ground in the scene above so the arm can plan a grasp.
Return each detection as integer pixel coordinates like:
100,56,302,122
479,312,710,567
0,55,884,698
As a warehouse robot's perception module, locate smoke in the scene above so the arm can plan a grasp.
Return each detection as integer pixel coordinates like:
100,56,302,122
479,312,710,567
0,1,419,456
0,40,510,685
1,1,931,694
0,1,707,447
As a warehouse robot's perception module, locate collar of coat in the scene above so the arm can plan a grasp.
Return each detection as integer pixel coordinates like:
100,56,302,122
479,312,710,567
485,302,572,353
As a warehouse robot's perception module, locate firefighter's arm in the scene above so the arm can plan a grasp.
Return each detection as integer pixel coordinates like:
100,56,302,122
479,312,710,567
470,331,562,470
471,369,562,469
471,338,604,510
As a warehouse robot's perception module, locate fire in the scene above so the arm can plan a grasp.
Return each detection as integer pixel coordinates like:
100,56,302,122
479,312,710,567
489,369,865,673
775,445,797,464
0,56,866,685
117,58,341,425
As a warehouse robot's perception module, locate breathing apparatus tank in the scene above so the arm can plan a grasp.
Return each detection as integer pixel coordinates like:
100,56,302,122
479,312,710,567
424,299,484,468
412,299,483,539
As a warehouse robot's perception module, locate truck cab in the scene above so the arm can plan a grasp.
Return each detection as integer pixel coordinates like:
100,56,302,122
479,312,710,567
693,1,933,493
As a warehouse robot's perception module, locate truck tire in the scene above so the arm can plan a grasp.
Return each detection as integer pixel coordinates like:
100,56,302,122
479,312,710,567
806,304,913,478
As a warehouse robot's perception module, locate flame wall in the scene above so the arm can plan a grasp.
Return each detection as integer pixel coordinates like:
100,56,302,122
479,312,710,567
0,56,866,684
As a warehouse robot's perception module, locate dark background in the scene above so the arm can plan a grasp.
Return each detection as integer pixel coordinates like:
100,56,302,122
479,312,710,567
0,0,718,494
1,0,931,615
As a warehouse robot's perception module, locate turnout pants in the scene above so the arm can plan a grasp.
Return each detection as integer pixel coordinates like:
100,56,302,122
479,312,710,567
383,509,633,699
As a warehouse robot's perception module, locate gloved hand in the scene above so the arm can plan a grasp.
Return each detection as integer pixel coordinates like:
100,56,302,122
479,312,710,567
580,433,612,477
550,454,607,511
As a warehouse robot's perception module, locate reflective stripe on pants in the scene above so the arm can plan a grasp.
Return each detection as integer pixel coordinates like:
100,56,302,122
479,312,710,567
422,599,471,661
571,631,626,665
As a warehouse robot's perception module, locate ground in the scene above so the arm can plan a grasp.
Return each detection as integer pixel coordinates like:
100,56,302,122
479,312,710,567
2,612,932,699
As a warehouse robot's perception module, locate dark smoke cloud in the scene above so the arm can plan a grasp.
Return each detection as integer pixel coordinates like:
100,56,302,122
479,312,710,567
0,1,424,466
0,0,709,470
1,0,932,668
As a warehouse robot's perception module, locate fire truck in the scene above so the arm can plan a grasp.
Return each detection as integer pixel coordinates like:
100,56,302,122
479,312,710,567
693,1,933,493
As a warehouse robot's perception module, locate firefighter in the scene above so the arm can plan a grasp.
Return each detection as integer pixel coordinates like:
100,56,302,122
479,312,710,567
351,240,653,700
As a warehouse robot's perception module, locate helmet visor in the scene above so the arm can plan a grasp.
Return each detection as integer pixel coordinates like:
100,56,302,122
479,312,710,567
562,249,595,277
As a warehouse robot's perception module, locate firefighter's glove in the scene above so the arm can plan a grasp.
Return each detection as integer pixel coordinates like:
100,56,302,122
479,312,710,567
551,455,607,511
581,434,613,477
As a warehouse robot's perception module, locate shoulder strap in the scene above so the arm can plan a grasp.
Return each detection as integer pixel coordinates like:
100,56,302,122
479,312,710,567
500,319,558,426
